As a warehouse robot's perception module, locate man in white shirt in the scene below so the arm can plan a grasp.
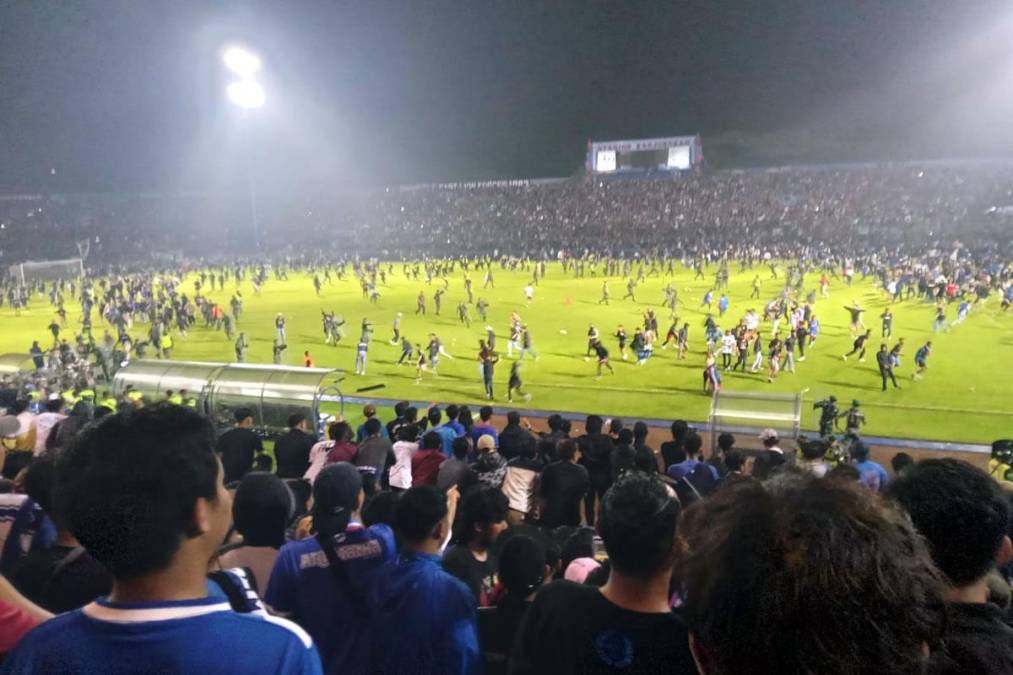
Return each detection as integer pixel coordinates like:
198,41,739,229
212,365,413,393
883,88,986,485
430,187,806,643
33,397,66,456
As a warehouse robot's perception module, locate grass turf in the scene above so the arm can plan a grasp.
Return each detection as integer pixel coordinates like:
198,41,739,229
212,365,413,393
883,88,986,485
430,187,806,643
2,263,1008,444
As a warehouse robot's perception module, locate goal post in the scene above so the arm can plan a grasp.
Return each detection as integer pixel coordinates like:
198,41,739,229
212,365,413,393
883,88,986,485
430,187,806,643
8,258,85,285
709,389,802,453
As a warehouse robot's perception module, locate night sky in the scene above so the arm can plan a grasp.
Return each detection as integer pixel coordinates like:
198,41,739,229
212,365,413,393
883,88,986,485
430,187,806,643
1,0,1011,192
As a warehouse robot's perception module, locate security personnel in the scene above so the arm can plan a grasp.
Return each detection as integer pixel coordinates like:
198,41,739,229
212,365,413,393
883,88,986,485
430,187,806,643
988,440,1013,485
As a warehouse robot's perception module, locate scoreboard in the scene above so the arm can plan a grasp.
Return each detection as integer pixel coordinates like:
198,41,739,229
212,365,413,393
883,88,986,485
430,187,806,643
587,135,702,176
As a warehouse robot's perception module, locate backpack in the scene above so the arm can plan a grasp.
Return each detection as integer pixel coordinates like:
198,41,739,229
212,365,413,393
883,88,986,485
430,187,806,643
674,463,719,506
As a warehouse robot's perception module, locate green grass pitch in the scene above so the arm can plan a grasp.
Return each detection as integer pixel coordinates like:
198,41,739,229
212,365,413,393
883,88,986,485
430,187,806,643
2,263,1008,444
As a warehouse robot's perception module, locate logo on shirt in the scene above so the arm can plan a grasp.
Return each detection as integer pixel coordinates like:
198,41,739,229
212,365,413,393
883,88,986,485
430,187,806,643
594,629,634,668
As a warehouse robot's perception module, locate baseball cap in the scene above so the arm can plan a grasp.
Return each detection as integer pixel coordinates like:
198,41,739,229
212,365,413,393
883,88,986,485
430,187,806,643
759,428,779,441
477,434,496,452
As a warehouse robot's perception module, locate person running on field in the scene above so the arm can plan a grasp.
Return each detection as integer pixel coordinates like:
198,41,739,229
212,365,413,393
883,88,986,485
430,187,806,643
912,341,931,380
842,330,871,362
593,341,614,378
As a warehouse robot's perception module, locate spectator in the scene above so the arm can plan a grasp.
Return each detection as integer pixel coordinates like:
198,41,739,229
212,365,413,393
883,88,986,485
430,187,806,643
353,417,393,485
609,428,638,481
0,575,50,655
389,424,419,491
538,439,589,529
723,450,746,482
537,413,567,463
510,473,696,674
218,472,293,595
438,436,477,492
660,419,689,468
267,463,396,675
667,432,720,504
470,406,499,448
710,431,736,477
444,487,509,606
478,535,549,675
412,431,446,487
757,427,788,472
355,404,388,443
887,459,1013,674
275,413,317,479
304,421,357,484
891,452,914,476
384,401,409,440
216,407,264,484
576,415,613,526
474,434,508,489
3,404,322,674
443,404,465,437
371,485,479,674
799,439,830,478
502,438,544,526
31,397,65,459
499,411,536,461
426,406,456,457
677,475,945,675
852,442,889,492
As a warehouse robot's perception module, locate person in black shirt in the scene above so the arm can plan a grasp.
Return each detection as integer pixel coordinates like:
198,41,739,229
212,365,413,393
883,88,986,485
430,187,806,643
273,413,316,479
510,473,696,675
443,487,509,607
876,343,901,391
887,460,1013,674
576,415,614,525
842,329,872,362
660,419,689,469
538,439,589,528
215,407,263,484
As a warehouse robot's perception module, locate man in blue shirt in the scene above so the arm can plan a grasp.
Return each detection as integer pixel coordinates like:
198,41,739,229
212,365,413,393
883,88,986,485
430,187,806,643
470,405,499,449
666,432,719,483
1,404,322,675
371,485,480,675
267,463,396,675
428,406,459,457
852,442,890,493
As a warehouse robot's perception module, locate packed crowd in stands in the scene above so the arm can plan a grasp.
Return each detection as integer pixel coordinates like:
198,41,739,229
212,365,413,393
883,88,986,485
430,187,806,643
1,391,1011,673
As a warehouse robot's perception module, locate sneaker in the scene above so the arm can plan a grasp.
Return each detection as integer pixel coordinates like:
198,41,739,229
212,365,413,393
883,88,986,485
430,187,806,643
858,358,864,363
524,393,532,402
842,355,847,361
798,356,805,362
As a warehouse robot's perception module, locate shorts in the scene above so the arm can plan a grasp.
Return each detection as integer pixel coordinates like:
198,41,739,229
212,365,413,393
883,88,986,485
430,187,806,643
598,357,609,364
915,357,926,368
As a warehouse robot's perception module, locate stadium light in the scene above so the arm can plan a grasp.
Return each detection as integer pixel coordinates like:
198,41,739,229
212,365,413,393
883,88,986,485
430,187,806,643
227,79,265,109
222,46,261,78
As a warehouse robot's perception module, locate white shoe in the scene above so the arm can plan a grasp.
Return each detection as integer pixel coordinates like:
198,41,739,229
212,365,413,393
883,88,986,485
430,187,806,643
842,355,847,361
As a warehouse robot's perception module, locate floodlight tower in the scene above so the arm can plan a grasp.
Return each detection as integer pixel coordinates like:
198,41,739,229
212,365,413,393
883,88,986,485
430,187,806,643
223,46,265,250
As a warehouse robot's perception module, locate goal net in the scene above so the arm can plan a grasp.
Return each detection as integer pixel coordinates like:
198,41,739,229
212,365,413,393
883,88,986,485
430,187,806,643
708,390,802,454
8,258,85,285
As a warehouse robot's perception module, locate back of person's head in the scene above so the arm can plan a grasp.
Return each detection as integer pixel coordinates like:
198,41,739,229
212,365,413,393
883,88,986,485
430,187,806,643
506,411,521,426
724,451,745,473
678,476,944,675
480,405,493,422
328,421,352,442
454,486,508,546
887,459,1011,588
671,419,688,440
427,406,442,426
363,490,399,528
547,414,562,432
394,401,408,419
287,413,306,430
445,404,459,421
395,486,447,544
421,430,442,451
633,447,657,474
599,473,679,578
364,417,382,436
616,428,634,446
851,442,870,463
498,535,546,599
716,433,735,452
312,462,363,540
558,439,578,462
45,415,87,453
585,415,603,434
451,436,469,459
457,406,473,428
23,455,59,526
890,452,913,475
801,440,827,461
404,406,418,423
397,423,419,443
234,407,253,424
560,419,572,435
827,463,861,482
233,472,292,548
684,432,703,458
633,421,648,443
560,527,596,570
609,418,623,435
55,404,223,579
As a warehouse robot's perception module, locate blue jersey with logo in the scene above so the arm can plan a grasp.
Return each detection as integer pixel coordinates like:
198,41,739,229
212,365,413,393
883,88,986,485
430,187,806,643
0,585,321,675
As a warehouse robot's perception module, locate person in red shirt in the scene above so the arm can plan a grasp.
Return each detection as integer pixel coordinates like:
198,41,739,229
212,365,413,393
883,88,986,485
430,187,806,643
0,575,50,655
303,350,314,368
411,431,446,487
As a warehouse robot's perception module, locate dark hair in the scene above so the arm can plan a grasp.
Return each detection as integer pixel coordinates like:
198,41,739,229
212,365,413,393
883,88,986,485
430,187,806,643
633,421,648,442
328,421,352,442
45,416,87,454
234,407,254,423
452,436,469,459
560,419,571,434
394,400,408,418
724,451,745,472
254,453,273,472
850,442,871,463
479,406,493,422
427,406,442,426
617,428,634,446
23,455,59,527
421,431,442,451
506,411,521,426
445,404,459,421
801,440,827,461
827,464,861,482
558,439,578,462
233,472,292,548
670,419,688,440
457,406,473,430
633,447,657,474
609,418,623,435
498,535,546,598
561,527,595,570
717,432,736,452
547,414,563,432
890,452,913,475
287,413,306,429
286,479,312,520
887,459,1010,587
397,424,420,443
454,486,508,544
684,433,703,457
363,490,398,528
599,473,679,577
677,476,945,675
54,404,220,578
364,417,382,436
404,406,418,423
395,486,447,543
585,415,603,434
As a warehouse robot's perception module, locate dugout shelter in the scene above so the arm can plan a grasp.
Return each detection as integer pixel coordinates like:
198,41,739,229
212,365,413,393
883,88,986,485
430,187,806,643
709,389,803,454
112,360,345,438
0,353,34,375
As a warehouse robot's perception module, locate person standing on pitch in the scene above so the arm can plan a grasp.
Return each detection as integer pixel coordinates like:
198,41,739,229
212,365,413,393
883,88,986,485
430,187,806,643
880,308,893,338
876,343,901,391
235,332,249,363
479,340,499,400
391,312,402,344
844,303,865,334
508,361,531,402
586,324,600,358
416,291,426,315
615,324,629,361
599,281,610,305
275,313,287,343
354,335,369,375
593,340,614,378
518,325,538,361
397,336,414,365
